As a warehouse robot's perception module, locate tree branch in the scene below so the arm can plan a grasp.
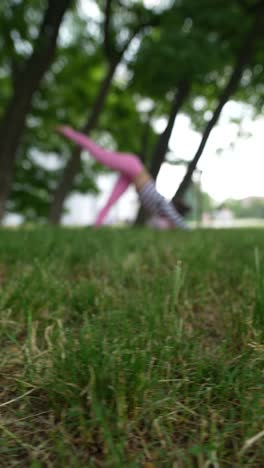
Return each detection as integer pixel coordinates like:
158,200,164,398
173,4,264,201
119,15,160,57
103,0,115,59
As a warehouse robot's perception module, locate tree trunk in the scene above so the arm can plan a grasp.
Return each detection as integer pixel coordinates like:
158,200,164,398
173,12,262,202
135,80,190,225
0,0,72,222
48,11,160,224
139,109,154,166
48,59,119,224
150,80,191,179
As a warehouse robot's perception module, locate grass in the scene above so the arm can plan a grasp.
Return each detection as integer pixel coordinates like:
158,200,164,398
0,226,264,467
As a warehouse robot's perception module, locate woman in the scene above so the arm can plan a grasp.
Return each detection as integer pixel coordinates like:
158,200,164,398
57,126,189,230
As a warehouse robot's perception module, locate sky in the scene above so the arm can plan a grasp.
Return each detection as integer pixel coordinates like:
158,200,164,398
156,101,264,202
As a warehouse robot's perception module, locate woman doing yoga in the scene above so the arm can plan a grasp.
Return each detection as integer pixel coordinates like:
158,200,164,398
57,126,189,230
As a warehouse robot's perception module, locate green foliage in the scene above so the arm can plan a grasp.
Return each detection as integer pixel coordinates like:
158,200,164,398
225,198,264,219
98,83,158,159
130,0,241,98
129,0,263,132
0,0,44,112
0,0,44,62
4,5,106,220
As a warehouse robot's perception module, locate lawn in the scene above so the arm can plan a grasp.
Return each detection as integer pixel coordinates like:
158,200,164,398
0,227,264,467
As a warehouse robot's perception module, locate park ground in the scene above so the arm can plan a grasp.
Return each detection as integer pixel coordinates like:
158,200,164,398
0,227,264,467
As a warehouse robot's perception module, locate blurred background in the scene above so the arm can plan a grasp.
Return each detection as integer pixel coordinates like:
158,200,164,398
0,0,264,228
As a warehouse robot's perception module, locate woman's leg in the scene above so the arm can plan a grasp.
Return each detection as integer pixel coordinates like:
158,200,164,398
58,126,143,179
94,174,131,226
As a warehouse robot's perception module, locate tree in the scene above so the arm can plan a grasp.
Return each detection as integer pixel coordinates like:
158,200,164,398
0,0,73,222
4,0,264,224
7,11,107,222
225,198,264,219
48,0,160,224
173,0,264,201
7,8,159,223
130,0,241,222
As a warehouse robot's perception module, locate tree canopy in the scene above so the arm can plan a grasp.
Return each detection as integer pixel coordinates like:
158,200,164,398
0,0,263,223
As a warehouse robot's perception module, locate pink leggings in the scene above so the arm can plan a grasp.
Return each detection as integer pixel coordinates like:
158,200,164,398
59,127,144,225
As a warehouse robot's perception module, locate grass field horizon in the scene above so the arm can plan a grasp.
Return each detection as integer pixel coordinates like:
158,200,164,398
1,227,264,467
